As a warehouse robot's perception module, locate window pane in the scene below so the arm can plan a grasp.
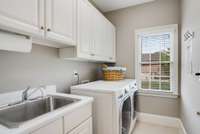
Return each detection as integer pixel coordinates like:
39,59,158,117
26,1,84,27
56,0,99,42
141,75,150,89
141,54,150,62
161,34,171,62
141,80,150,89
161,52,170,62
139,32,172,91
161,63,170,76
161,81,170,91
151,63,160,75
151,52,160,62
141,64,150,74
161,77,170,91
151,81,160,90
141,36,151,62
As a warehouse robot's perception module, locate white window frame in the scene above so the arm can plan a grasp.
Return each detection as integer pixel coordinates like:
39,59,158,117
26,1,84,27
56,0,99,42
135,24,178,97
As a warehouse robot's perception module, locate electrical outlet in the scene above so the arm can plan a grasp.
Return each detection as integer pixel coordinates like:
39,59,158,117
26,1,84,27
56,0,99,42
73,70,78,77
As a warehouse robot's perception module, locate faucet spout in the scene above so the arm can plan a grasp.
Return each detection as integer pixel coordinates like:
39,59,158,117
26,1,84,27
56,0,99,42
22,86,31,102
22,86,46,102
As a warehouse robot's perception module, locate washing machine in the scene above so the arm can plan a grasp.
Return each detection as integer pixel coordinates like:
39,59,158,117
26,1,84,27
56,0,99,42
71,79,137,134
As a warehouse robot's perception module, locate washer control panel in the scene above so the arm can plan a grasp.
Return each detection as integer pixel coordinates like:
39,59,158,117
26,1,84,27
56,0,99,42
117,80,137,100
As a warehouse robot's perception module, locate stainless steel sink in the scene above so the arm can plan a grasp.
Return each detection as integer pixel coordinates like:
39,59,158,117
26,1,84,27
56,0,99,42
0,96,79,128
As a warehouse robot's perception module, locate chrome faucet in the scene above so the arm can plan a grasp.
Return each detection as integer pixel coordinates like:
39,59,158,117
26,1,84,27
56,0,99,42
22,86,46,102
22,86,31,101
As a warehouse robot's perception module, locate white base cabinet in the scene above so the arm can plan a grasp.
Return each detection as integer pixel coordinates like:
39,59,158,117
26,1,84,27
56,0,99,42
30,103,92,134
68,118,92,134
31,118,63,134
31,118,92,134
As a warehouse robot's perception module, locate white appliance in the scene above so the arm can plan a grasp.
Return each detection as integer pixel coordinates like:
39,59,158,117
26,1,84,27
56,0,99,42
71,79,137,134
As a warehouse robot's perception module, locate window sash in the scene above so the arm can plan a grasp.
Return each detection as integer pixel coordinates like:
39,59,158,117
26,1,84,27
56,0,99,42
135,24,178,95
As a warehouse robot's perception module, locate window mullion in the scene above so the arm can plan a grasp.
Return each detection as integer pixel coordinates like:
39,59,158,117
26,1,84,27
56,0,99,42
159,52,161,90
149,53,151,89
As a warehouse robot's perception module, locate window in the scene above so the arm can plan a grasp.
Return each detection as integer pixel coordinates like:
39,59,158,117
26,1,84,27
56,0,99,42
135,25,178,96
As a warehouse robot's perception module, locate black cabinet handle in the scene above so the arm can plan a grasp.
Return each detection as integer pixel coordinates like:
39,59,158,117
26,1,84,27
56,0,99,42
195,73,200,76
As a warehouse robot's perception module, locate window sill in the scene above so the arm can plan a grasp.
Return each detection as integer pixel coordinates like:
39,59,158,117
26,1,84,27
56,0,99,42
136,89,179,99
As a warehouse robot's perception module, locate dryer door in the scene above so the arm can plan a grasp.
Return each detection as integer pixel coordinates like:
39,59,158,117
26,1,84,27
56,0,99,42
119,95,133,134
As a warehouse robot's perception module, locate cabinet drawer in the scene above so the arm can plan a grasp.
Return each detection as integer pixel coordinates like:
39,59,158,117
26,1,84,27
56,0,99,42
31,118,63,134
64,103,92,133
68,117,92,134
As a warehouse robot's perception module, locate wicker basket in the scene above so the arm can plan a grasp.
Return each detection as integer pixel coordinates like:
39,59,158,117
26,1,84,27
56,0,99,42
102,67,126,81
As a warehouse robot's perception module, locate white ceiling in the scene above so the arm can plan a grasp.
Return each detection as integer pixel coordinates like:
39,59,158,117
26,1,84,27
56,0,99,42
92,0,155,12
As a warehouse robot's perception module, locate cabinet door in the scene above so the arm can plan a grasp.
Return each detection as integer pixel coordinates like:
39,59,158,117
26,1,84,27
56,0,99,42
94,17,116,62
0,0,44,37
105,22,116,62
31,118,63,134
77,0,93,58
68,118,92,134
46,0,76,45
92,9,106,60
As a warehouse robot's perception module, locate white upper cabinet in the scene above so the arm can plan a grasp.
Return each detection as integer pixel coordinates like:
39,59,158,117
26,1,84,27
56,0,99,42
92,9,106,59
0,0,116,62
0,0,76,47
77,0,93,58
105,21,116,61
60,0,116,63
45,0,76,46
0,0,44,37
77,0,116,62
92,10,116,62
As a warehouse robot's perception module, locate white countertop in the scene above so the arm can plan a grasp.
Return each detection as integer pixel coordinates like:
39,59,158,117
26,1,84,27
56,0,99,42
0,93,93,134
71,79,136,93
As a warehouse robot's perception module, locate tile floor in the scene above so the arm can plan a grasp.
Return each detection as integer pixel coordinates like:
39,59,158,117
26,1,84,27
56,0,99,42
132,121,179,134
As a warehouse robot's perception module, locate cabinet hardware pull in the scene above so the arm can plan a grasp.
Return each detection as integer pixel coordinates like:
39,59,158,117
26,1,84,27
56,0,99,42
195,73,200,76
197,112,200,115
109,57,113,60
40,26,44,30
90,54,95,56
47,28,51,32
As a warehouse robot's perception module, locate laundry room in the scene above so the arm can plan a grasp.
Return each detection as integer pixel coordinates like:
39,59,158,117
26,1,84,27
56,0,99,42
0,0,199,134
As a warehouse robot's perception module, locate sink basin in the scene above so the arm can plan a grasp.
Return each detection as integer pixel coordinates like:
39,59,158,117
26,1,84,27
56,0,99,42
0,95,79,128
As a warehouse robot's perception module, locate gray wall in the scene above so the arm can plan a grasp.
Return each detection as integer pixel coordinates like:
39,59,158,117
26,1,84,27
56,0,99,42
105,0,180,117
181,0,200,133
0,44,98,93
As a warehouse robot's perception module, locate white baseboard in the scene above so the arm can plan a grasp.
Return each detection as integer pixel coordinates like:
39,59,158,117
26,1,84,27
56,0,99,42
136,112,187,134
179,120,187,134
